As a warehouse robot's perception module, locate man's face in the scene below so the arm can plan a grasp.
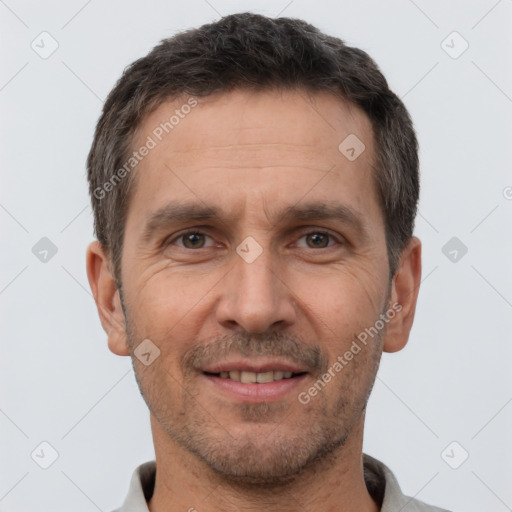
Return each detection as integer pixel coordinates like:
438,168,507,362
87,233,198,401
119,89,392,484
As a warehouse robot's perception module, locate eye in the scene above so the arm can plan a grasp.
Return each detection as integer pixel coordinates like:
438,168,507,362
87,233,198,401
296,230,341,249
165,229,343,251
169,230,214,249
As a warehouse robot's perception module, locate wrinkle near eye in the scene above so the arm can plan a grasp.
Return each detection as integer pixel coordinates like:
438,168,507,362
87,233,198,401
134,258,174,297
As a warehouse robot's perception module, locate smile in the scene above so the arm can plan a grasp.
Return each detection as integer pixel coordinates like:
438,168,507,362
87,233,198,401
204,370,307,383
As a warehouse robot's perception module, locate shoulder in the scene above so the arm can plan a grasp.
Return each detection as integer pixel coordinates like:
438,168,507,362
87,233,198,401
363,454,452,512
110,460,156,512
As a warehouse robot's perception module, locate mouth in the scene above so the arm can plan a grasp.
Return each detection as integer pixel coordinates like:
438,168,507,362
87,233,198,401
203,370,308,383
201,360,310,402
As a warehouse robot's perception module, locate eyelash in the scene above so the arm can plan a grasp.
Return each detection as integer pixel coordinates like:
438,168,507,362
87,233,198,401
166,228,344,250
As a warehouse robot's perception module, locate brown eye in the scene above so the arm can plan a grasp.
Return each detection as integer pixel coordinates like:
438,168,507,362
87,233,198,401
168,231,214,249
305,232,331,248
181,232,206,248
295,230,342,250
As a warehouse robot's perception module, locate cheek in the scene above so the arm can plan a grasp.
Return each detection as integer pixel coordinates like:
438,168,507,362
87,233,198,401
293,264,385,329
132,264,216,320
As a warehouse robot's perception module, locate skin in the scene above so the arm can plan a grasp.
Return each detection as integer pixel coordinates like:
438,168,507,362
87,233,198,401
86,88,421,512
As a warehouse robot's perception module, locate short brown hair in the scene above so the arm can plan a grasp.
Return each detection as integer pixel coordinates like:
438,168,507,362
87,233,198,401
87,12,419,284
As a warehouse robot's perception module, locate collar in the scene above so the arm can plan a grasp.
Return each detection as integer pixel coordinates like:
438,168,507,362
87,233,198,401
113,454,449,512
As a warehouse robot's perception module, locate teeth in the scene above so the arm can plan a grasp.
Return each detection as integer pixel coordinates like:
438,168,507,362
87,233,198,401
240,371,257,383
256,371,274,383
216,370,300,382
229,370,240,381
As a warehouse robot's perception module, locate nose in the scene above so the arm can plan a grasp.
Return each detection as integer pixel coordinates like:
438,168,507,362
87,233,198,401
215,245,297,334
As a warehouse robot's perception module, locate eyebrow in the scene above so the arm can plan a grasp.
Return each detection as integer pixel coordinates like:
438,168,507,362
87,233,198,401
142,201,369,244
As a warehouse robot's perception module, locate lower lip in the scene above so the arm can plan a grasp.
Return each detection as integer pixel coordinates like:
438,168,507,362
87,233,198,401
202,373,308,402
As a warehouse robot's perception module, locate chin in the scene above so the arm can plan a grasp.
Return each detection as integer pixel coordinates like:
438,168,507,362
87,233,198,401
180,423,350,488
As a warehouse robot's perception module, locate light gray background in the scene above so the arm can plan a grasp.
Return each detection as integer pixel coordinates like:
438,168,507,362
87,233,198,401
1,1,511,511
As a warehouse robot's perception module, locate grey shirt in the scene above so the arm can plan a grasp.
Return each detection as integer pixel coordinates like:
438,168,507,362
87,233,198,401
112,454,451,512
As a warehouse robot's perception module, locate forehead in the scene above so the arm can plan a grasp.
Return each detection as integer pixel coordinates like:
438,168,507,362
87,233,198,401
126,88,380,231
134,88,373,161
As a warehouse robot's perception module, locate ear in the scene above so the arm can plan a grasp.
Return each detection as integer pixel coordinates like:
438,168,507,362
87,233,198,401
86,240,129,356
383,236,422,353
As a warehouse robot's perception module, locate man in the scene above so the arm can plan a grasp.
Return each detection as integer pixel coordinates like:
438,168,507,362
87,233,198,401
86,12,450,512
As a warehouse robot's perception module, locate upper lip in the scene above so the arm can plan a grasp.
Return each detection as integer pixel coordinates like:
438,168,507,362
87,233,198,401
202,359,308,374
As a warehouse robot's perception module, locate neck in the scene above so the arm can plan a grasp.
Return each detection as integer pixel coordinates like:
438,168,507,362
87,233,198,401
147,414,379,512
